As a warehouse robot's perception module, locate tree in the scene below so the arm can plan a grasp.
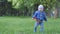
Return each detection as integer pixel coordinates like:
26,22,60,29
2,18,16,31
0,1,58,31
0,0,58,16
54,0,60,18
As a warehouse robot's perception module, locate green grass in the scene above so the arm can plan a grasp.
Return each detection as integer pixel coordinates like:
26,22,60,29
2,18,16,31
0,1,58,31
0,16,60,34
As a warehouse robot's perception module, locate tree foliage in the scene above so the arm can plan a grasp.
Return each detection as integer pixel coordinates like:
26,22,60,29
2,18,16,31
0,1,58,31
0,0,59,16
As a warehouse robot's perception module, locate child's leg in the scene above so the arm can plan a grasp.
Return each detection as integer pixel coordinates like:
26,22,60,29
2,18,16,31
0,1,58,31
40,22,44,32
34,22,39,32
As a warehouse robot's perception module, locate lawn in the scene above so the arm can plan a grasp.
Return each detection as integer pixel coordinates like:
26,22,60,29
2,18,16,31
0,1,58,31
0,16,60,34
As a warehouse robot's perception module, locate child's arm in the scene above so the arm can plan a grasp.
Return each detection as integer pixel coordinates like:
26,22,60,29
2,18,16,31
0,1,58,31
44,12,47,21
32,11,41,23
32,11,37,20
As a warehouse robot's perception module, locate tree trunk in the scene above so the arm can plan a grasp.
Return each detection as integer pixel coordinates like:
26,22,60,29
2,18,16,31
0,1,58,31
54,9,58,18
54,0,60,18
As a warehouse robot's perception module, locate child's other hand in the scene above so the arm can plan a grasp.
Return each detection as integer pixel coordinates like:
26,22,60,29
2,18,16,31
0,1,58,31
37,20,41,23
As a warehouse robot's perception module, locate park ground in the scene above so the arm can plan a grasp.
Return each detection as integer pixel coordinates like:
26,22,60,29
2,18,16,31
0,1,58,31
0,16,60,34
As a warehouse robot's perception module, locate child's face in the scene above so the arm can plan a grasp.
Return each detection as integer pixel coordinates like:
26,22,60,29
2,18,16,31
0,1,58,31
38,8,44,11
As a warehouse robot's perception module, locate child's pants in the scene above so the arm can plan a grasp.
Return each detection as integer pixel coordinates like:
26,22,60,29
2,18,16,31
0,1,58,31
34,21,44,32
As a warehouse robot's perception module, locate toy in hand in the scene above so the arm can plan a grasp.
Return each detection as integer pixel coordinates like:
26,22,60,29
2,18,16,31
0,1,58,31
32,17,36,20
32,17,41,23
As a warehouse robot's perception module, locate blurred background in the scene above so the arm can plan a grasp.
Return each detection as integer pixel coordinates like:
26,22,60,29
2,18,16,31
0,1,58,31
0,0,60,34
0,0,60,18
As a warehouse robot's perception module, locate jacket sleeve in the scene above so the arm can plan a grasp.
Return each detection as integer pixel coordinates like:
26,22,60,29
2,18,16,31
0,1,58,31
44,12,47,21
32,11,38,19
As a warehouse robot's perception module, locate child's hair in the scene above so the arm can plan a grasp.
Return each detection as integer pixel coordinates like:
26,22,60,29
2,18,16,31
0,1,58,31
38,5,44,9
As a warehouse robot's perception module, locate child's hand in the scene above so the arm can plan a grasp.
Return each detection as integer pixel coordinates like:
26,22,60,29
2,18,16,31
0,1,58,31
32,18,36,20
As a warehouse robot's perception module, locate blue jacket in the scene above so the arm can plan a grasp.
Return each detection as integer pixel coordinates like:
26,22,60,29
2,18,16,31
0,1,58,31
32,10,47,21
